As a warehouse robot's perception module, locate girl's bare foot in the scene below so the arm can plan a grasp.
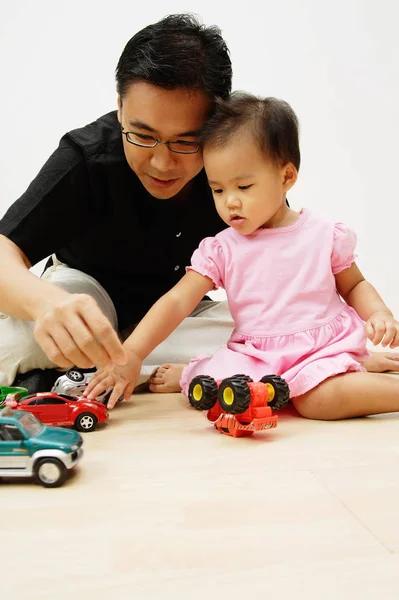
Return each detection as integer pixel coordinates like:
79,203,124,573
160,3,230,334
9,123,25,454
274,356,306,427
148,364,186,393
363,352,399,373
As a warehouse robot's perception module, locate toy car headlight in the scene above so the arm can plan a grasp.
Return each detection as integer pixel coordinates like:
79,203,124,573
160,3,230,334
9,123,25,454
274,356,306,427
70,444,79,451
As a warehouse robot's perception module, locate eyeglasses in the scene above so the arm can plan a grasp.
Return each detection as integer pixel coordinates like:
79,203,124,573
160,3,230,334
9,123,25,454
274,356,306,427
120,126,200,154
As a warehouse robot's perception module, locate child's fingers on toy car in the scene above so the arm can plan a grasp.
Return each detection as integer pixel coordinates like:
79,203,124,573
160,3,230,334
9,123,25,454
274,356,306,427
85,373,113,400
123,382,136,403
107,382,129,409
83,370,101,395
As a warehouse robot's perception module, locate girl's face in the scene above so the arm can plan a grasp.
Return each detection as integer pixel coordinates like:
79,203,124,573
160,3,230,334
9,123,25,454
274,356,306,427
204,131,297,234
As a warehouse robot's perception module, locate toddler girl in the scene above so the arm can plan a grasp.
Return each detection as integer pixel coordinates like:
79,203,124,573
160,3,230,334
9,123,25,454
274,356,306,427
85,93,399,421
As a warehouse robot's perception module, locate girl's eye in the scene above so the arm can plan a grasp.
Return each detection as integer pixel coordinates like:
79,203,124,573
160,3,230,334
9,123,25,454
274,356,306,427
212,189,223,194
238,185,252,190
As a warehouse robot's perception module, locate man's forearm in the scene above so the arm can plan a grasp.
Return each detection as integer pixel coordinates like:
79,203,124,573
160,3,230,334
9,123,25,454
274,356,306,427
0,235,70,320
345,280,393,322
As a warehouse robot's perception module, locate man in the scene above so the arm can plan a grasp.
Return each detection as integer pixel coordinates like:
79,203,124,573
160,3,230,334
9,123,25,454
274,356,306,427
0,14,397,393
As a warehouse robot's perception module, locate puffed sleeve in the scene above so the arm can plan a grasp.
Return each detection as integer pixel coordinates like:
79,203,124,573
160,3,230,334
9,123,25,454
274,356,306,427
186,236,225,289
331,222,358,274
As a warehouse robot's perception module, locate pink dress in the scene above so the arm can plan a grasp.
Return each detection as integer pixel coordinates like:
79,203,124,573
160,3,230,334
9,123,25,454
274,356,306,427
180,209,370,399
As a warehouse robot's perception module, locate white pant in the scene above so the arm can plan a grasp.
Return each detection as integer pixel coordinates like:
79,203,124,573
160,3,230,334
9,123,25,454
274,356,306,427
0,255,234,386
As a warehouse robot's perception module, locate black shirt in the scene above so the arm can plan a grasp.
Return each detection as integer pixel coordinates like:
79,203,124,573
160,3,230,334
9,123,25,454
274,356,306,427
0,111,227,330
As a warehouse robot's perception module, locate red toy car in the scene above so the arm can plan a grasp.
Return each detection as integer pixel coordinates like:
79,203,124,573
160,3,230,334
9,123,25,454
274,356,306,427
5,392,108,432
188,374,290,438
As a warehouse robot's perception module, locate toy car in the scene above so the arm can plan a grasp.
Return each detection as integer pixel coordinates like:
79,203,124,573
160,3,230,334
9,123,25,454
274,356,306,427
6,391,109,432
0,407,83,487
52,367,113,404
188,373,290,438
0,386,29,408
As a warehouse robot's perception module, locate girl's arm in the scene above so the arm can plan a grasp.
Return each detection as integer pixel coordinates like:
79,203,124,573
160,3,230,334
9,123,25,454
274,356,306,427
335,263,398,347
84,270,215,406
124,270,214,360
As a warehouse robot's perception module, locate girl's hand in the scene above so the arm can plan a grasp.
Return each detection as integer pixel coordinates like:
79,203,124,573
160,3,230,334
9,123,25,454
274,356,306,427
366,311,399,349
83,351,142,409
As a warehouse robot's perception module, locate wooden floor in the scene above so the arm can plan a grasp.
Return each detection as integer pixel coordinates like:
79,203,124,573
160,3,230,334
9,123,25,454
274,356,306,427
3,373,399,599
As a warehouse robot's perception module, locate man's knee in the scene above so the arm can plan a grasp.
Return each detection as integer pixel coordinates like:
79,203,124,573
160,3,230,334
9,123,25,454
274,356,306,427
0,314,55,386
42,261,118,330
0,261,117,386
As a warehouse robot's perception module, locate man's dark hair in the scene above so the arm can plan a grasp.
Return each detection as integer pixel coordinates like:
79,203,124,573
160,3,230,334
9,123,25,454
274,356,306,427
200,93,301,170
116,13,232,102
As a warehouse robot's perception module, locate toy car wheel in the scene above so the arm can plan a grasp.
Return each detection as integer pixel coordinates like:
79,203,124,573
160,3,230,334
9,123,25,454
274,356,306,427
259,374,290,410
188,375,218,411
231,374,253,383
74,412,98,432
98,390,111,405
66,369,85,383
34,458,68,488
99,390,123,405
218,376,251,414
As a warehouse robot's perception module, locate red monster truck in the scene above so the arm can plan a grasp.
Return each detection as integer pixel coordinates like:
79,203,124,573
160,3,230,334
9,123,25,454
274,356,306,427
188,374,290,438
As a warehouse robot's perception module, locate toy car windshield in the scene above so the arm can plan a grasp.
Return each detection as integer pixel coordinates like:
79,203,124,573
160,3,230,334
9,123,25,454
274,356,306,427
17,412,45,436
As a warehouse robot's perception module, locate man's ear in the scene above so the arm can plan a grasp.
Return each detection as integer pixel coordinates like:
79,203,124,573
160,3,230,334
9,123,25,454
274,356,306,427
117,94,122,124
282,163,298,191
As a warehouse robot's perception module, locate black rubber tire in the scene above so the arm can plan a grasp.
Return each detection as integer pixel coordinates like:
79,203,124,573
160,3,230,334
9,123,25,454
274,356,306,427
259,374,290,410
100,390,112,405
34,458,68,488
230,374,253,383
74,412,98,432
188,375,218,411
96,390,123,405
218,376,251,414
66,369,85,383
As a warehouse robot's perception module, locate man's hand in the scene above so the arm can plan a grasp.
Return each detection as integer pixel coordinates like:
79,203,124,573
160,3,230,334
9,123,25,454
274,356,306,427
33,293,127,369
365,310,399,349
83,350,142,409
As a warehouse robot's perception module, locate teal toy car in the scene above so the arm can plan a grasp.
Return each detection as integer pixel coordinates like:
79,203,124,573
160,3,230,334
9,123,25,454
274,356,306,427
0,386,29,408
0,407,83,487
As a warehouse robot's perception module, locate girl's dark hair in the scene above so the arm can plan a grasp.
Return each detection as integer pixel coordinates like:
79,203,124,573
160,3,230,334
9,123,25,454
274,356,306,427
200,92,301,170
116,13,232,102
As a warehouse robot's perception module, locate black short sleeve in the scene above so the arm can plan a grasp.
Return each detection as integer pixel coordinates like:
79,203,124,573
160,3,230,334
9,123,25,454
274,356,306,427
0,110,227,329
0,138,91,266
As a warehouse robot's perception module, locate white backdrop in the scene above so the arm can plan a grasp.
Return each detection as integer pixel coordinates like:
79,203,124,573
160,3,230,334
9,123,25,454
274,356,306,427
0,0,398,318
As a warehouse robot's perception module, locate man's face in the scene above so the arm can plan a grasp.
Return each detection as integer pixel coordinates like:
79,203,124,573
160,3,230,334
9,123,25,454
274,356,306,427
118,82,211,199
